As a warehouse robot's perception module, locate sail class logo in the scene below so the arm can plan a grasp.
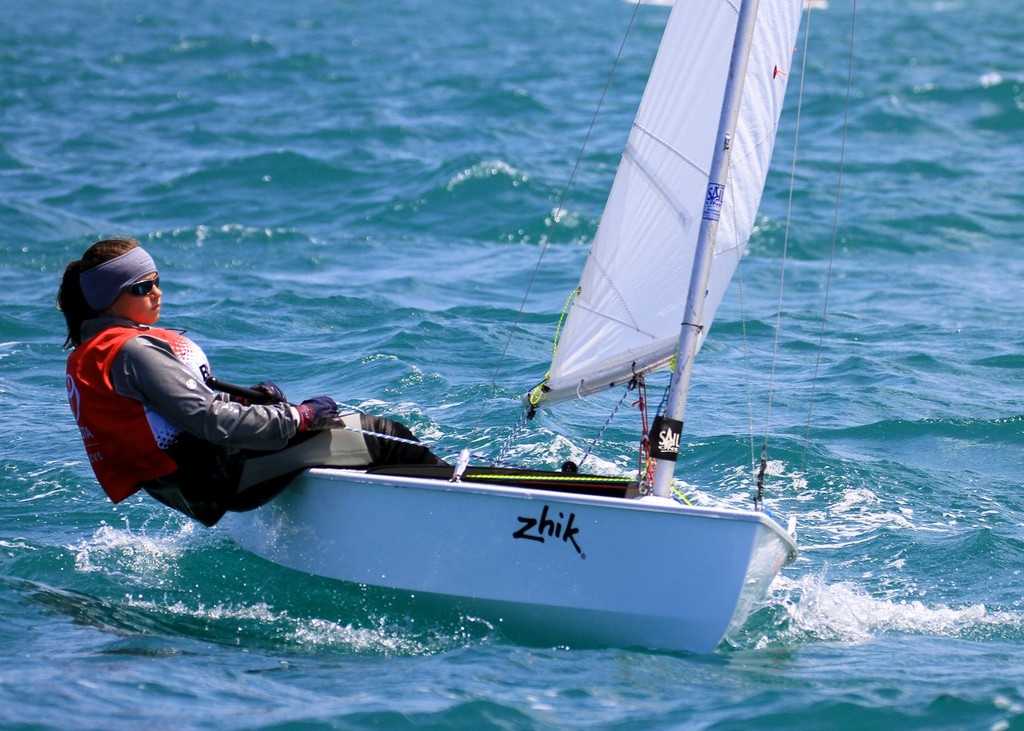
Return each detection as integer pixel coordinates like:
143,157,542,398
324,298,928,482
702,182,725,222
657,426,680,455
649,415,682,462
513,504,584,558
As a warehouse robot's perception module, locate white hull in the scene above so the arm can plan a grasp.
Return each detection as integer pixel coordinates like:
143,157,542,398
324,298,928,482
225,468,797,653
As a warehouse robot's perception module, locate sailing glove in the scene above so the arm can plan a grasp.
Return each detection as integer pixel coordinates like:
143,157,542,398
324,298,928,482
296,396,339,432
251,381,287,404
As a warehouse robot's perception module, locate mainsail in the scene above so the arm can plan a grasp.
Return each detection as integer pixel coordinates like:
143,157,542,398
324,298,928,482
533,0,804,407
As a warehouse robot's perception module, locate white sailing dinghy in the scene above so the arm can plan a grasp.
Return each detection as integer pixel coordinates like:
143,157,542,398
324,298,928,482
226,0,805,653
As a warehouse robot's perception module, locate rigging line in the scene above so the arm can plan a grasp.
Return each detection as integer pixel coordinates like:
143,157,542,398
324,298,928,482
734,240,757,472
802,0,858,472
469,1,646,439
579,380,635,469
722,84,754,473
758,4,816,468
719,152,757,472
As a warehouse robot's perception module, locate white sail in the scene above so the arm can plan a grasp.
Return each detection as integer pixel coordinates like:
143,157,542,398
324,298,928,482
534,0,804,407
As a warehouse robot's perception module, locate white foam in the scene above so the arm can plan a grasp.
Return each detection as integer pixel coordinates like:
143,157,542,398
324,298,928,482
69,521,199,582
125,596,484,655
446,160,526,192
68,523,485,654
769,572,1022,645
979,72,1003,88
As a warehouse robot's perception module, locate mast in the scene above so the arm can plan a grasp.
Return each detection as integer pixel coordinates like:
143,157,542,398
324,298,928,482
651,0,764,498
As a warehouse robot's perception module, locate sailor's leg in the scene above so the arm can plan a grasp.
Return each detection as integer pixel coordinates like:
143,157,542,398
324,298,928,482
229,411,448,512
358,413,449,466
139,434,239,526
236,412,371,491
235,411,447,489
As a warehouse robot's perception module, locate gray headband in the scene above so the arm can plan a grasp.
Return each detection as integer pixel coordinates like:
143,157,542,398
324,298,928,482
79,246,158,311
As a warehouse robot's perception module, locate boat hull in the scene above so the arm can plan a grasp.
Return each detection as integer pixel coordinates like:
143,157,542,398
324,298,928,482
224,468,797,653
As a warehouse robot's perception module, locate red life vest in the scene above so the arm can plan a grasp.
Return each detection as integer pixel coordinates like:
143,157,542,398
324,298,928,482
66,326,198,503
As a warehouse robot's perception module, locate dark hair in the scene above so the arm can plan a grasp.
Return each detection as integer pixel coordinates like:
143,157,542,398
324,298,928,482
57,237,141,349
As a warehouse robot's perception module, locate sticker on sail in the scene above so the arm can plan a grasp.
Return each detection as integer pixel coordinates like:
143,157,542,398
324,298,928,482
513,504,584,558
649,415,682,461
702,183,725,222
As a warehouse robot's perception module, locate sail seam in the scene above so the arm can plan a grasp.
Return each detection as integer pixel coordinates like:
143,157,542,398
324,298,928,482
570,300,659,341
632,122,707,177
585,256,642,332
730,124,779,179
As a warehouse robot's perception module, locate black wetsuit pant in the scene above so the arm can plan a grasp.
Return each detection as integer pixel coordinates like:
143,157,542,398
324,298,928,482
142,413,446,527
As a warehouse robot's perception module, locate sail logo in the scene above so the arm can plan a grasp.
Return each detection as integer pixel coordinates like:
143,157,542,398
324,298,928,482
702,183,725,222
649,415,683,462
657,427,680,455
513,504,584,558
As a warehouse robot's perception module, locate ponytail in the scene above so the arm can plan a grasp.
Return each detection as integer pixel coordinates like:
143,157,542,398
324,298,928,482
57,259,97,349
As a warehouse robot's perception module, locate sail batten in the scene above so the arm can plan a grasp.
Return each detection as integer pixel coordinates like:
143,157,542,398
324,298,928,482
531,0,804,410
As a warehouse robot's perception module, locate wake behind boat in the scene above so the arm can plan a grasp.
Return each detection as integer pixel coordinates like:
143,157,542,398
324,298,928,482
226,0,807,653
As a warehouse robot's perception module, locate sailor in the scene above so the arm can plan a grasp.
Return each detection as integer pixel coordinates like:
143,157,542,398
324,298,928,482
58,237,445,527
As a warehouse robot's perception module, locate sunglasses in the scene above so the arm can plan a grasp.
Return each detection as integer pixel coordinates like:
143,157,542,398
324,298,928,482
127,275,160,296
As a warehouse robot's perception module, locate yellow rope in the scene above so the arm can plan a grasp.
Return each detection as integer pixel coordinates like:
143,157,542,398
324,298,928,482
671,484,693,505
551,287,580,357
468,473,633,485
528,287,581,406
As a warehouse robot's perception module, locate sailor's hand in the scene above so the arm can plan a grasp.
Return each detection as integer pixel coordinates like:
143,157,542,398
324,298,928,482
251,381,287,404
296,396,339,431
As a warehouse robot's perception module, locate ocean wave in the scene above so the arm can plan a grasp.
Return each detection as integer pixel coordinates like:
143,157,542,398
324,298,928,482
364,153,596,245
161,149,359,192
823,414,1024,444
124,596,493,656
748,572,1024,647
973,354,1024,370
911,72,1024,132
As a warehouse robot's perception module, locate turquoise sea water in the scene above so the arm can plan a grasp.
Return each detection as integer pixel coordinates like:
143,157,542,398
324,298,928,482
3,0,1024,728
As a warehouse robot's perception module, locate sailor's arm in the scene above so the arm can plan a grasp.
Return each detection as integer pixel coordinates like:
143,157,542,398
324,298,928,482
111,334,300,450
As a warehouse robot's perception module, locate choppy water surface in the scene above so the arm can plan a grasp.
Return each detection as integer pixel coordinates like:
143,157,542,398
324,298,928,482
2,0,1023,728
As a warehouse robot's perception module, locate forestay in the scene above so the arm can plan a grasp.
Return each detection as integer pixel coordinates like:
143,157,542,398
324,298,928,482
533,0,804,407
